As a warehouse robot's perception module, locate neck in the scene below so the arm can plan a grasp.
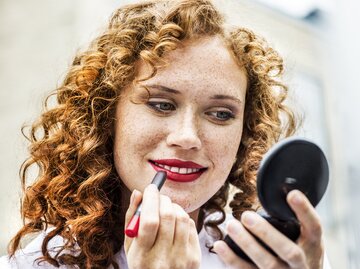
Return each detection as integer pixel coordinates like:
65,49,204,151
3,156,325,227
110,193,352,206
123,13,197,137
189,208,203,233
120,185,132,212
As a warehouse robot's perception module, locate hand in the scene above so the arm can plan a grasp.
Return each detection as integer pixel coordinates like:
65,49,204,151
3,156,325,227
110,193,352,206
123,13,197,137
213,190,324,269
124,184,201,269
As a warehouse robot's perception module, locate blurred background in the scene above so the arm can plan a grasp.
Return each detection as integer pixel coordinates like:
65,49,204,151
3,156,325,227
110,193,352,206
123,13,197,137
0,0,359,268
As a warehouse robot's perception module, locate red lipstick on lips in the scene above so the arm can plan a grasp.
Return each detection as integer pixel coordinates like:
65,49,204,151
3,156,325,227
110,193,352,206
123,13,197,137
150,159,206,182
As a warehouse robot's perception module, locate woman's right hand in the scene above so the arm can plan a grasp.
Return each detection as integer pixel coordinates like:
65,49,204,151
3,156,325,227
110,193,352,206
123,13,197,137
124,184,201,269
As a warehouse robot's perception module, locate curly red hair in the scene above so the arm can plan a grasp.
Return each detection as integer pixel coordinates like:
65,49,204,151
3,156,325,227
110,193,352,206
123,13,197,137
9,0,296,268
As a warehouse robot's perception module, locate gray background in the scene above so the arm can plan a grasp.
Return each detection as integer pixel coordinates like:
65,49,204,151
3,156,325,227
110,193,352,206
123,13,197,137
1,0,359,268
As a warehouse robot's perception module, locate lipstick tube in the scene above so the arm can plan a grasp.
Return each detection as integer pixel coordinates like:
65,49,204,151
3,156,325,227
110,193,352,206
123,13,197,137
125,171,167,238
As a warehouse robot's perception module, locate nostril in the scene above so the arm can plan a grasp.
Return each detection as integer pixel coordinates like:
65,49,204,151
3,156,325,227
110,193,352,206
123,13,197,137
166,131,202,150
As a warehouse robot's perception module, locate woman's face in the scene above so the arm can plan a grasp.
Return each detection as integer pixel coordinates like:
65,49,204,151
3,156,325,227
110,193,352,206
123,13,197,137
113,36,247,214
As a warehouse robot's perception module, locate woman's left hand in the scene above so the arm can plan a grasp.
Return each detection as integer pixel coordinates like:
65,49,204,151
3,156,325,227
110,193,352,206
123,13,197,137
213,190,324,269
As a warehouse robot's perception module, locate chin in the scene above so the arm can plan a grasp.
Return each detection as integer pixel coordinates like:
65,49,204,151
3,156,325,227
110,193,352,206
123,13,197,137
166,194,203,213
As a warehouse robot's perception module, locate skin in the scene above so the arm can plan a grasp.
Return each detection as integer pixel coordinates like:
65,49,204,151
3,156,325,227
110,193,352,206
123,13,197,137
114,36,324,269
114,36,247,220
115,36,247,268
213,190,325,269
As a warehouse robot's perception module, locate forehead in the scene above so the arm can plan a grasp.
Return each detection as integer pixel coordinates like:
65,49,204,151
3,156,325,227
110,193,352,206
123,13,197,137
135,36,247,93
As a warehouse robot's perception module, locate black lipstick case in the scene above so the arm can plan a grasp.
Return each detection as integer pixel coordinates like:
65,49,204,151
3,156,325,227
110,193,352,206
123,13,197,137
223,137,329,263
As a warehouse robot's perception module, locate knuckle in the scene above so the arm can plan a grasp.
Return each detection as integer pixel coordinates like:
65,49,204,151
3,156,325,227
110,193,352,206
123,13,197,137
172,202,186,212
125,210,133,221
267,259,282,269
156,264,167,269
173,262,186,269
284,246,303,264
141,217,159,232
187,258,201,269
176,213,190,224
259,226,270,239
239,236,251,248
307,221,323,245
311,220,323,236
227,256,240,268
160,210,176,222
130,259,146,269
156,261,170,269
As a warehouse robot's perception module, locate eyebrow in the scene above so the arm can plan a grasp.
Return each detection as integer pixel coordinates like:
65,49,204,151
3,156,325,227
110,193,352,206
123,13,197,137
210,94,242,105
144,84,181,94
144,84,242,104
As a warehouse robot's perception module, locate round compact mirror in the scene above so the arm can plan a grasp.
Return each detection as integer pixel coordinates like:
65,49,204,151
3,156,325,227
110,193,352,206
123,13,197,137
257,137,329,221
224,137,330,263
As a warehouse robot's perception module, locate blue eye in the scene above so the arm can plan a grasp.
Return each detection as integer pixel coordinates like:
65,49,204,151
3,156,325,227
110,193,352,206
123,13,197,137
216,111,233,120
147,102,176,112
206,110,235,121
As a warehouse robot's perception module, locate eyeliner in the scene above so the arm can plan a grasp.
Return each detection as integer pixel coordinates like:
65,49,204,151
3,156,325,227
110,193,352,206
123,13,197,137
124,171,167,238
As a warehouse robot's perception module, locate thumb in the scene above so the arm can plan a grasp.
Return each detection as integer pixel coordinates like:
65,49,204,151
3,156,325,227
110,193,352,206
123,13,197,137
124,189,142,252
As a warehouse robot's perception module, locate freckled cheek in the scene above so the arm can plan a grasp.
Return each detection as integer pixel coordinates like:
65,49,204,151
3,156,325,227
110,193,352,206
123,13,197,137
116,110,168,154
202,126,242,173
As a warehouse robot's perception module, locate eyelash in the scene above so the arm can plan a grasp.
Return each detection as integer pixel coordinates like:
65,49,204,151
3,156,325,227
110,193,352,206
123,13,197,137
205,110,235,121
147,101,235,122
147,101,176,113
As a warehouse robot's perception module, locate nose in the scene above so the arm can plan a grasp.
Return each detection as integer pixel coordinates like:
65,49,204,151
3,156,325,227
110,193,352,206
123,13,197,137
166,108,202,150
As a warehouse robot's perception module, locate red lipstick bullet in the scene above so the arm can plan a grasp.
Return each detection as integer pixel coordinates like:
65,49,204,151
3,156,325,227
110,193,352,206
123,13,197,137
125,171,167,238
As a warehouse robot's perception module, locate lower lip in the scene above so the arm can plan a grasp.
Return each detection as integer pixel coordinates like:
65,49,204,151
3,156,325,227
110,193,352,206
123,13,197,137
149,162,205,182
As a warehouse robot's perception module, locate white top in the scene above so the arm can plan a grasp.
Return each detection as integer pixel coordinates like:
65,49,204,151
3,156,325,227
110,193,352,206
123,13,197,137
0,217,332,269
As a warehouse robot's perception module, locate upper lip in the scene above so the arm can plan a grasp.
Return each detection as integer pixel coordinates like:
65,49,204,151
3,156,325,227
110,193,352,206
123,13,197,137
151,159,206,169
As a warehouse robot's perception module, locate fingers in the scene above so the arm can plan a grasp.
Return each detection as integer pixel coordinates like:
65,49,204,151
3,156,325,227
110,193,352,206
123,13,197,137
188,218,201,257
287,190,323,245
156,195,177,245
223,191,323,269
226,218,288,269
124,189,142,226
137,184,160,249
240,212,305,268
129,186,194,251
125,186,201,267
172,203,191,246
167,204,201,268
213,240,256,269
124,189,142,253
287,190,325,267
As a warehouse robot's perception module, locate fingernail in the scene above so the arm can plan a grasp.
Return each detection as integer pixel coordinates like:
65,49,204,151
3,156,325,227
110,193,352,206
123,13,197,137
242,211,257,227
130,189,138,204
148,183,159,192
213,241,225,255
291,190,303,205
227,220,240,235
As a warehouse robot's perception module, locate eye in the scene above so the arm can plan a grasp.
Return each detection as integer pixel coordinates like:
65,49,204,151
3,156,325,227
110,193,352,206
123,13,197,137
206,110,235,122
147,101,176,113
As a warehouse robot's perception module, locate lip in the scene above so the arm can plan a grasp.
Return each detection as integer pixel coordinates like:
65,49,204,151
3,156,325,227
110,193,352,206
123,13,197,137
152,159,205,169
149,159,207,183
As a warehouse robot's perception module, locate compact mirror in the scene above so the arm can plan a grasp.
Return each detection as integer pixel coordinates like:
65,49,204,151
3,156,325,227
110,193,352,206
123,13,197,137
257,137,329,221
224,137,329,263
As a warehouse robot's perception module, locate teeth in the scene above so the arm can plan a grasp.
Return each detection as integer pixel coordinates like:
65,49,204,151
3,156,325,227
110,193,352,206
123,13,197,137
153,162,203,174
179,168,187,174
170,167,179,173
164,165,171,170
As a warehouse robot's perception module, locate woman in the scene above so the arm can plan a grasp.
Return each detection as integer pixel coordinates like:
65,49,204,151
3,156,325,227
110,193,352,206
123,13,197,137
0,0,331,268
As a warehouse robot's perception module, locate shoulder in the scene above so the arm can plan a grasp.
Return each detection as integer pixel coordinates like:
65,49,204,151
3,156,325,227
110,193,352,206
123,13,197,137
0,230,72,269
